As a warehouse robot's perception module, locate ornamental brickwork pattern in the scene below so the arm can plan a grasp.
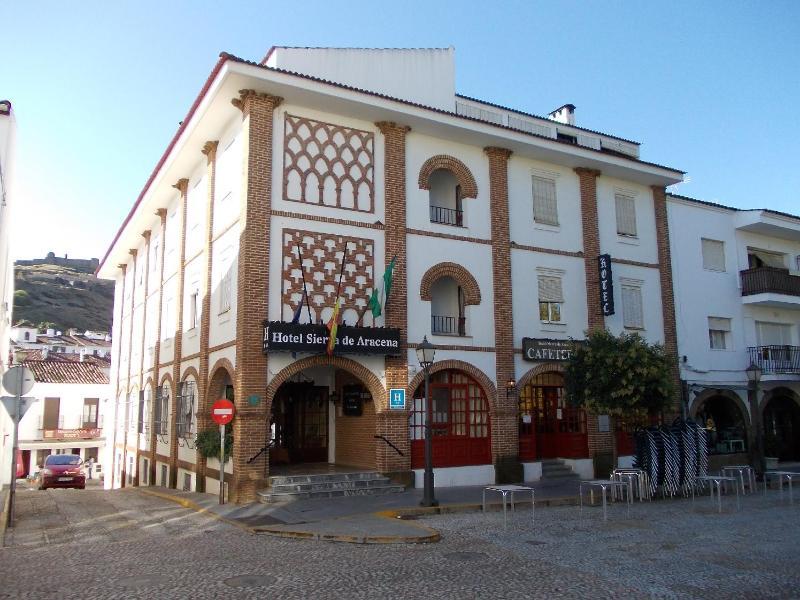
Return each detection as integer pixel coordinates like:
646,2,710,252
281,228,376,324
283,113,374,212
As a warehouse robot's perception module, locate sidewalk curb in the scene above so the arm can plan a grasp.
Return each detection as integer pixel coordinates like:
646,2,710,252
0,487,10,548
135,488,256,534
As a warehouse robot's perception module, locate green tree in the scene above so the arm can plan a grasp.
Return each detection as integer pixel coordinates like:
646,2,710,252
13,290,30,306
564,329,674,417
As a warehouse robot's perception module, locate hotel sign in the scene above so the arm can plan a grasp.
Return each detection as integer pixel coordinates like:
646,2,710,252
598,254,615,316
522,338,583,362
263,321,402,356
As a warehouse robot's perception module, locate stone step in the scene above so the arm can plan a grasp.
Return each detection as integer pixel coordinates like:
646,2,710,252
270,476,394,494
258,483,405,504
268,471,381,486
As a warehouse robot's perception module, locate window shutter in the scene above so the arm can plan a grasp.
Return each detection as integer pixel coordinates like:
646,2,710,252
702,239,725,271
154,387,162,432
532,176,558,226
137,390,145,434
708,317,731,332
538,275,564,302
615,194,637,236
622,285,643,328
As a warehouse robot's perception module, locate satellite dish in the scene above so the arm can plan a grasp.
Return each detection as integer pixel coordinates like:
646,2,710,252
2,366,35,396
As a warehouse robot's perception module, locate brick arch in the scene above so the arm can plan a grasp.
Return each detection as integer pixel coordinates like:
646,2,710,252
419,262,482,305
158,372,174,389
181,366,200,383
143,376,154,391
418,155,478,199
206,358,236,410
408,359,497,411
517,363,566,391
267,355,386,411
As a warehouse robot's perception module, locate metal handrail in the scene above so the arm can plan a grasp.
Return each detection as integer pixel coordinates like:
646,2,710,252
429,205,463,226
247,439,276,464
747,345,800,374
374,435,404,457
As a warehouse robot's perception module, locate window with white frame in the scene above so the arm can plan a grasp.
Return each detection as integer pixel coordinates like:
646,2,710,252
621,280,644,329
219,256,233,315
615,193,637,237
708,317,732,350
701,238,726,272
537,270,564,324
188,290,199,330
128,390,138,431
175,380,196,438
532,175,558,226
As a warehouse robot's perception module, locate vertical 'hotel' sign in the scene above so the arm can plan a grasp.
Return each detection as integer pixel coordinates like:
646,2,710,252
598,254,615,315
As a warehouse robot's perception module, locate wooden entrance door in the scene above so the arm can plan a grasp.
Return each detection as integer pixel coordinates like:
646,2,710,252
272,384,328,464
519,373,588,460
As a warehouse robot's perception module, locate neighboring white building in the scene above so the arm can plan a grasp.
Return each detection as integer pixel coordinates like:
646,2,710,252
669,193,800,466
10,326,113,358
0,352,110,484
97,47,683,502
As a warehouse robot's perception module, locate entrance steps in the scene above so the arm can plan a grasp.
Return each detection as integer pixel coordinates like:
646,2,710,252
540,459,579,480
257,471,405,503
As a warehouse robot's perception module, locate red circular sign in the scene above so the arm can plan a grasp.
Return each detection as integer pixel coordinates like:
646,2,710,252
211,398,235,425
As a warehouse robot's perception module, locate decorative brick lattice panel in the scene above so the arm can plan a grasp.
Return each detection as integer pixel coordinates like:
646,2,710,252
283,114,374,212
282,229,375,324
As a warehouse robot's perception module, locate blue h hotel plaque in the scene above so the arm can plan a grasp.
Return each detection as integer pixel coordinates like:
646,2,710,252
598,254,615,316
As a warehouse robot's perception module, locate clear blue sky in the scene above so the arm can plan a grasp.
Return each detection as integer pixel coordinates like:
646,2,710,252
4,1,799,261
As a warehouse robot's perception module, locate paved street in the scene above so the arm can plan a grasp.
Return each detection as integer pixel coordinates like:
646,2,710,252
1,486,799,599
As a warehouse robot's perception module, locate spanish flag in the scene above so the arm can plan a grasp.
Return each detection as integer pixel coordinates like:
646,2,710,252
326,299,341,356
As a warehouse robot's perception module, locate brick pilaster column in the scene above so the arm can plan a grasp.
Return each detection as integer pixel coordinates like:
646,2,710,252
148,209,168,485
575,167,604,332
112,264,127,488
652,185,681,414
230,90,282,503
375,121,412,477
485,146,519,482
196,140,218,493
169,178,189,489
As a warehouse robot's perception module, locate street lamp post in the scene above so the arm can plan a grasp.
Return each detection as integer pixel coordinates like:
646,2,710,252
745,362,765,478
416,336,437,507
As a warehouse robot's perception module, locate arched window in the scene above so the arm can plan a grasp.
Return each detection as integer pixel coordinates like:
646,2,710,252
428,169,463,226
155,382,171,436
409,370,491,468
176,378,197,438
518,372,587,460
430,276,466,336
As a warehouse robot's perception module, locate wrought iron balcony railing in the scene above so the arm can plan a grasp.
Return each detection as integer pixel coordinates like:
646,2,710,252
429,205,464,227
431,315,466,336
741,267,800,297
747,345,800,374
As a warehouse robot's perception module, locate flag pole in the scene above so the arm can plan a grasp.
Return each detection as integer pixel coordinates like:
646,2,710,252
333,242,350,307
295,240,313,323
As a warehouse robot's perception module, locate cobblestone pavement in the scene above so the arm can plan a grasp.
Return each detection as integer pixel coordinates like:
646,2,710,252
1,487,799,599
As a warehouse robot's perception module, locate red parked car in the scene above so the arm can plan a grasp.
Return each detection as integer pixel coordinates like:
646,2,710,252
37,454,86,490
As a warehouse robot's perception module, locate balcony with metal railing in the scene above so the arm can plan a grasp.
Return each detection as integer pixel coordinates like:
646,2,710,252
429,205,463,227
431,315,466,336
740,267,800,307
747,345,800,374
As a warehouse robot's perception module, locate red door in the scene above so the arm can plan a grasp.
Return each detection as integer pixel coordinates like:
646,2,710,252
518,373,588,460
410,370,491,469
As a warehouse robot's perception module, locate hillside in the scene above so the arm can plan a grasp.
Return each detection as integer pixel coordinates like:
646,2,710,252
13,262,114,332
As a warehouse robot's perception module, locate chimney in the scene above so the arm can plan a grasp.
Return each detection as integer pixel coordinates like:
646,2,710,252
46,328,55,337
42,347,49,360
547,104,576,126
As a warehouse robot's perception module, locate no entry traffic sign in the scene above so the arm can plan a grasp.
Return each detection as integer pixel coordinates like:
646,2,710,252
211,398,235,425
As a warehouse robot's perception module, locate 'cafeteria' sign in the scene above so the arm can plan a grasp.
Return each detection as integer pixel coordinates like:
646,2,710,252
522,338,583,362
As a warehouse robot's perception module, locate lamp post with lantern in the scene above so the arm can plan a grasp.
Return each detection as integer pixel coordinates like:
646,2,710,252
416,336,438,507
745,362,765,478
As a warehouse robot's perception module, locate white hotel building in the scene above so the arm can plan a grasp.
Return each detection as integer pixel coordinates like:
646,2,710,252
98,47,685,503
669,194,800,468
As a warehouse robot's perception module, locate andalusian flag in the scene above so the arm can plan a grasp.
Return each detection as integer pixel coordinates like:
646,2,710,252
367,287,381,318
382,256,396,308
326,299,341,355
